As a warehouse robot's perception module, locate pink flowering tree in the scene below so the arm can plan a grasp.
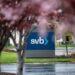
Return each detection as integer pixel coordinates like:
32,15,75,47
0,0,75,75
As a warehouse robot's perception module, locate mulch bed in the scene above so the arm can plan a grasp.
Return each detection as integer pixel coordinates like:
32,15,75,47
0,72,16,75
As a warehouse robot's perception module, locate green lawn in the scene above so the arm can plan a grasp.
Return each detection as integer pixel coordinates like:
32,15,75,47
56,44,75,47
0,52,75,64
0,52,17,63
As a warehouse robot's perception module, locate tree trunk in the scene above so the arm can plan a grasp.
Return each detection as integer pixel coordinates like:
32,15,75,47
0,52,1,73
17,50,25,75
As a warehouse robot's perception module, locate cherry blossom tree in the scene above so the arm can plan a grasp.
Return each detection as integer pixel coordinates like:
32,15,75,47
0,0,75,75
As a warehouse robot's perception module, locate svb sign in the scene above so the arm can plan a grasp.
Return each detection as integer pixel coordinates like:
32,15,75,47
31,36,48,45
25,32,55,50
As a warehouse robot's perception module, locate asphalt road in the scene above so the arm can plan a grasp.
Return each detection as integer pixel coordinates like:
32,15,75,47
1,64,75,75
